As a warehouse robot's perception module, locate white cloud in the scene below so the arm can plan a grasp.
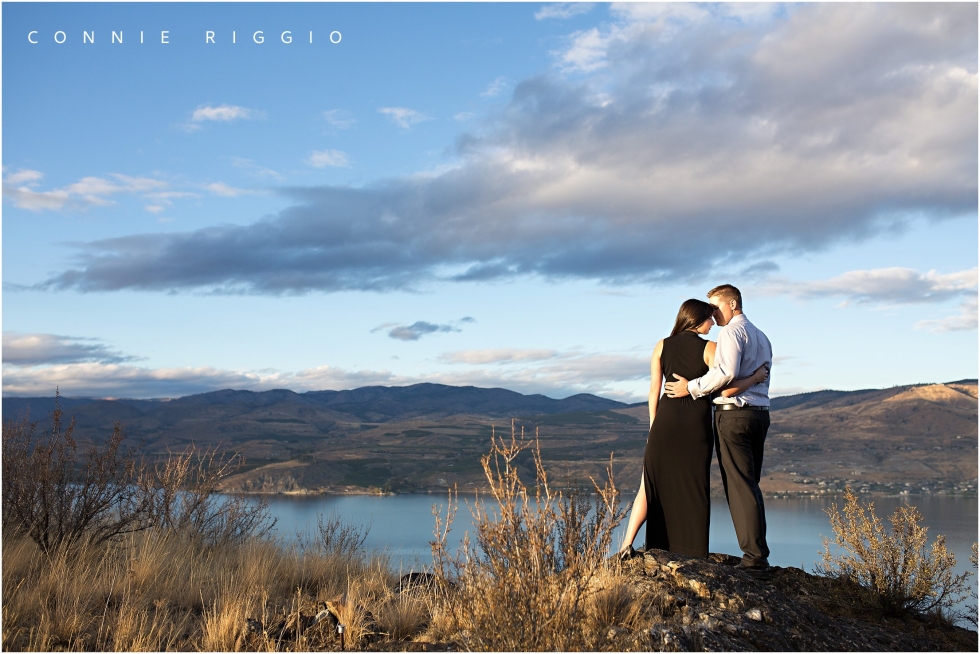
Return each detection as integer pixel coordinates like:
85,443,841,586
2,332,137,366
3,169,260,214
557,26,614,73
426,352,649,400
145,190,199,201
535,3,595,21
609,2,712,25
230,157,283,180
204,182,252,197
3,169,44,185
2,362,291,398
0,358,410,399
435,347,649,399
3,186,71,211
915,297,979,332
139,189,201,213
481,77,509,97
764,267,978,305
306,149,349,168
761,267,978,332
1,351,648,401
108,174,171,193
323,109,356,129
191,104,260,122
182,104,262,131
378,107,430,129
440,348,563,365
2,170,169,212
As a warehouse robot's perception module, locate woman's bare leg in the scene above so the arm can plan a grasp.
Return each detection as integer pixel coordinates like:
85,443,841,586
620,472,647,553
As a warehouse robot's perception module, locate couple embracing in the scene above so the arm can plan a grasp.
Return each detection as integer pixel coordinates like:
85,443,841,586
619,284,773,578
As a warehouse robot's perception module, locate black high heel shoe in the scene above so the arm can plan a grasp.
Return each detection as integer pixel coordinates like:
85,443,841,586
613,544,638,562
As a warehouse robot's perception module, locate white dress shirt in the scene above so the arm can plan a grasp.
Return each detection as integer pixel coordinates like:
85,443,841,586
687,313,772,407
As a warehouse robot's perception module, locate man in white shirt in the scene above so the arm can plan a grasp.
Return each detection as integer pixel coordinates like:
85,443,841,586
664,284,773,577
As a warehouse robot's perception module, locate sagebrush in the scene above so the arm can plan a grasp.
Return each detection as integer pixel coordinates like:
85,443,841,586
429,423,628,651
816,486,972,617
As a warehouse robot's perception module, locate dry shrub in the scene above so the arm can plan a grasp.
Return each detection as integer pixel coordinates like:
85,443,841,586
965,542,978,627
430,423,626,651
2,398,274,555
316,512,369,559
2,398,152,553
816,487,971,617
142,444,276,546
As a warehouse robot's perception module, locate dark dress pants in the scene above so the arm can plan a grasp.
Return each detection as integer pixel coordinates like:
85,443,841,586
714,408,771,566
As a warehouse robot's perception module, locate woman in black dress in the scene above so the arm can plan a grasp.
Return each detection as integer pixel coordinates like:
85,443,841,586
617,299,768,559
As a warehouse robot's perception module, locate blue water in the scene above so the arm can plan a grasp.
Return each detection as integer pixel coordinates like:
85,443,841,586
258,492,977,624
261,493,977,580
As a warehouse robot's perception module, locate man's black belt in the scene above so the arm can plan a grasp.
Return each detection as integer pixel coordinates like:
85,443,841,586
714,404,769,412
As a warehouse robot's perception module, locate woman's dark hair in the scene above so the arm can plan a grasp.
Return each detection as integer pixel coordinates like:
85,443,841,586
670,299,715,337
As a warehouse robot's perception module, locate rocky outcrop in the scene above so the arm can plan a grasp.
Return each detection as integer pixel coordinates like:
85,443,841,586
242,552,976,651
615,550,976,651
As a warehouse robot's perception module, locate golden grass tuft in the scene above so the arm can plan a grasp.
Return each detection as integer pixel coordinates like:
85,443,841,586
585,567,644,632
376,591,428,640
201,590,253,652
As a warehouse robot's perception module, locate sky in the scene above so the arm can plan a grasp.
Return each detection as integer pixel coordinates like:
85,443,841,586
2,1,977,403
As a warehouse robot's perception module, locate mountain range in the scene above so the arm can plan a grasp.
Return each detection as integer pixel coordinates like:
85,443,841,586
2,383,625,425
3,381,976,496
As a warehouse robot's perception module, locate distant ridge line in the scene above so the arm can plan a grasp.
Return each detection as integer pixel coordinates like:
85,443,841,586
2,380,975,423
6,378,976,403
0,382,626,422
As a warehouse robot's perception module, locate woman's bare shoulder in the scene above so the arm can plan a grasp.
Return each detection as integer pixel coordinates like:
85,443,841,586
703,339,717,366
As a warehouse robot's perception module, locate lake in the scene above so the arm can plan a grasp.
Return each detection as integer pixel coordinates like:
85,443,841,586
258,491,977,624
260,492,977,582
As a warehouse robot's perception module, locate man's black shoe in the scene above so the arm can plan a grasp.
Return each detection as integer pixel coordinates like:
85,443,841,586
735,562,772,581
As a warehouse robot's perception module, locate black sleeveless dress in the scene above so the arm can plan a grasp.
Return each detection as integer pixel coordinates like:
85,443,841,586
643,330,713,558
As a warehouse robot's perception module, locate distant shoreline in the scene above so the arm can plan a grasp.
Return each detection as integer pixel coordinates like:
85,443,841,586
229,488,979,499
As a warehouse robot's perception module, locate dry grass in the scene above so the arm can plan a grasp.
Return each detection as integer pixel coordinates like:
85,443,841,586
110,600,189,652
375,591,428,641
201,589,255,651
585,567,646,632
5,449,974,651
816,487,973,617
0,520,393,652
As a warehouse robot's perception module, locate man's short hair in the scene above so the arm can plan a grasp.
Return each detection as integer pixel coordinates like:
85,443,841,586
707,284,742,309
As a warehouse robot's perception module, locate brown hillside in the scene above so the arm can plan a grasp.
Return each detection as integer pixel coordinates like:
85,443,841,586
220,382,977,495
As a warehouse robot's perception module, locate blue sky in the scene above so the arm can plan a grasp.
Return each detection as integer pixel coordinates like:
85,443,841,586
2,2,977,402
